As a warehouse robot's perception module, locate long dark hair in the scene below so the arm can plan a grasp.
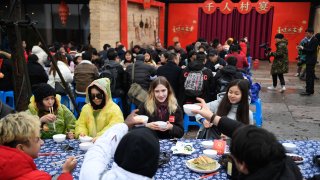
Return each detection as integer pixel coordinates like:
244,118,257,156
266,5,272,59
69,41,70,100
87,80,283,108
49,52,68,77
124,50,134,63
216,79,250,124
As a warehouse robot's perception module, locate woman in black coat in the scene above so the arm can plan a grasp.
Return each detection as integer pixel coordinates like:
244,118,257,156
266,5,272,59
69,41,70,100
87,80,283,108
27,54,48,90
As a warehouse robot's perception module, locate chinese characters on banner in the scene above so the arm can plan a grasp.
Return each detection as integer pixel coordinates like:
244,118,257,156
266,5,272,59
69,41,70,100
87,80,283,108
172,25,194,33
277,26,304,34
202,0,272,15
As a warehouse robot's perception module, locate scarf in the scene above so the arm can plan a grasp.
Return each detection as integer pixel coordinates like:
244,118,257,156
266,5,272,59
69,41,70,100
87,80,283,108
156,101,168,120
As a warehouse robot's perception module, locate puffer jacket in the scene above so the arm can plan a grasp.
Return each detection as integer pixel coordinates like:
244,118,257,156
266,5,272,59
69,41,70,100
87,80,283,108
0,146,72,180
270,39,289,74
126,60,157,91
27,95,76,139
74,60,99,94
27,56,48,88
75,78,124,138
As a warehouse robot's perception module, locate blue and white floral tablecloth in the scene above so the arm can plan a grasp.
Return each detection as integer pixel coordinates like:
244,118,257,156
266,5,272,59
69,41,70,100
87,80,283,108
34,139,320,180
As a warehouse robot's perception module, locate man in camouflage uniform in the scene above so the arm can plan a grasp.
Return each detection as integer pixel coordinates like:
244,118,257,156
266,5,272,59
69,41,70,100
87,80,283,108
267,33,289,93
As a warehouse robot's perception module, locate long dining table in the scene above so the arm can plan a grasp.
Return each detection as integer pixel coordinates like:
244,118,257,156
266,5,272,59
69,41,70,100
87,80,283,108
34,139,320,179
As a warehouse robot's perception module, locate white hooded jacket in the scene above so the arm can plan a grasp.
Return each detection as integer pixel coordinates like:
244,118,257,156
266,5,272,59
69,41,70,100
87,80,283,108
79,123,153,180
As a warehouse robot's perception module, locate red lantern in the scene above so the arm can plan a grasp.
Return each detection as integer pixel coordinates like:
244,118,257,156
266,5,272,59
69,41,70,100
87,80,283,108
59,0,69,25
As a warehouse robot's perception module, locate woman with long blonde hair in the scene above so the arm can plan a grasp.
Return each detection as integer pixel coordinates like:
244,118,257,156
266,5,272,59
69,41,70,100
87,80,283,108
137,76,184,139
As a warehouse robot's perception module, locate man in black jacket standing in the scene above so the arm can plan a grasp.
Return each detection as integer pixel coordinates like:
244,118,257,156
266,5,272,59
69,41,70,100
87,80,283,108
298,28,318,96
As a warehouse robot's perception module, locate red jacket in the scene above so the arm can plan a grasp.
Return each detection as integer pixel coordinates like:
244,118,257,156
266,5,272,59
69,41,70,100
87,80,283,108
0,146,72,180
225,52,249,70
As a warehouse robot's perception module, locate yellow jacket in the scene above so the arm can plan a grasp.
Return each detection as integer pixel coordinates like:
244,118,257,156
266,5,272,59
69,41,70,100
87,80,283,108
75,78,124,138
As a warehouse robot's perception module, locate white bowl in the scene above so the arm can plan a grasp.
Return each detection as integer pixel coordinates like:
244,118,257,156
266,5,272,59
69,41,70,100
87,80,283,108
53,134,66,143
282,143,297,152
134,115,149,126
183,104,201,116
203,149,218,158
79,136,93,143
201,141,214,149
79,142,94,151
155,121,167,130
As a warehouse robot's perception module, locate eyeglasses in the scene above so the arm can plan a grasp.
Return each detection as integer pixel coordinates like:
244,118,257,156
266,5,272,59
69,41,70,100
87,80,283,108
90,93,104,99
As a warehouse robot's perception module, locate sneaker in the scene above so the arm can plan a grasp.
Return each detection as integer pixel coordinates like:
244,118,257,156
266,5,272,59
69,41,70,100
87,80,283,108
267,86,277,90
279,86,286,93
294,73,300,77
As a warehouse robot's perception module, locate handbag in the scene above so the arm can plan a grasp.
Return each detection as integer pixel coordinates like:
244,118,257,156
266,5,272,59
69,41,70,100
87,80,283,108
55,80,67,96
127,63,147,104
196,126,221,139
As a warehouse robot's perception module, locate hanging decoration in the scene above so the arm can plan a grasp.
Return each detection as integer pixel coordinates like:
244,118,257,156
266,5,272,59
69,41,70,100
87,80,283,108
236,0,253,14
220,0,235,14
202,0,272,15
202,0,216,14
58,0,69,25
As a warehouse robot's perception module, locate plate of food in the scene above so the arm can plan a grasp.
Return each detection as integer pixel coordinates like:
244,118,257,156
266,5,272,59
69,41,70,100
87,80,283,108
186,155,221,173
286,153,304,164
171,142,195,155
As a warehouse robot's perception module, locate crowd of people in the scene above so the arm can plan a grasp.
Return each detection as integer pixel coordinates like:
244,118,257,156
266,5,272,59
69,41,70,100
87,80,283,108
0,29,319,179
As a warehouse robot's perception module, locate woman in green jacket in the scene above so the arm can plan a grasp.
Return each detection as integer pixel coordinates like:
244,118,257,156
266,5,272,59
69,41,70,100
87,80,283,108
27,83,76,139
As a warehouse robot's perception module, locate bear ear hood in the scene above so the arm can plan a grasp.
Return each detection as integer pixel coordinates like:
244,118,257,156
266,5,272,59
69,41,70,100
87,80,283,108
86,78,112,103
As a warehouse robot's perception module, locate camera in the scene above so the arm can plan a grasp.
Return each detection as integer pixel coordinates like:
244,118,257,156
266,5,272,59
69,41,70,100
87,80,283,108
259,43,272,62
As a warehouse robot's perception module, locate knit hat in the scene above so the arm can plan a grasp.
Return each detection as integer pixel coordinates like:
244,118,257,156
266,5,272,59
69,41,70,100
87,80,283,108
135,54,145,62
32,83,56,102
114,127,160,178
275,33,284,39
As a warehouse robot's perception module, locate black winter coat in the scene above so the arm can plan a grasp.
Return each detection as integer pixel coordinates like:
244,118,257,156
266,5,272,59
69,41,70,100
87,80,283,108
178,60,215,106
0,58,13,91
302,36,318,65
126,61,157,90
157,61,182,98
218,117,303,180
27,59,48,89
137,104,184,139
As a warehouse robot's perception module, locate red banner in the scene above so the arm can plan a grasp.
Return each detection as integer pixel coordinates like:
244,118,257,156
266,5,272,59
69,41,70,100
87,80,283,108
220,0,234,14
237,0,253,14
255,0,272,14
202,0,272,15
202,0,217,14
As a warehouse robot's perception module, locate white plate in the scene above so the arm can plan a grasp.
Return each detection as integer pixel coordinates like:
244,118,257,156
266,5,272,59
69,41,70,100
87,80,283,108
171,143,195,155
186,158,221,173
286,153,304,164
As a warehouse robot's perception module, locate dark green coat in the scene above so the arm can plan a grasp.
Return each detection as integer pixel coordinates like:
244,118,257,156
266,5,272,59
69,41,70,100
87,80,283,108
270,39,289,75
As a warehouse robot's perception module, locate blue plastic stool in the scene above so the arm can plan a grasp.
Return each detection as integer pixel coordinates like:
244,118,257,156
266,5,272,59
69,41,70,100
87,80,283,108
0,91,4,103
3,91,14,109
130,103,137,112
112,97,123,111
183,114,201,133
60,95,70,109
251,98,262,127
74,96,86,117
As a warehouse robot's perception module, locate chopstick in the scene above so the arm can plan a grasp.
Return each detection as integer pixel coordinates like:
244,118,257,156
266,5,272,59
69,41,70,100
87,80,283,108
38,152,59,156
51,154,85,166
198,172,219,179
49,106,56,131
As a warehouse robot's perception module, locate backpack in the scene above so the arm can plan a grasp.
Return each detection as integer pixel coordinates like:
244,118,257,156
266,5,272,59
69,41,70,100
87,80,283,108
184,68,205,97
99,63,118,93
217,73,236,93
